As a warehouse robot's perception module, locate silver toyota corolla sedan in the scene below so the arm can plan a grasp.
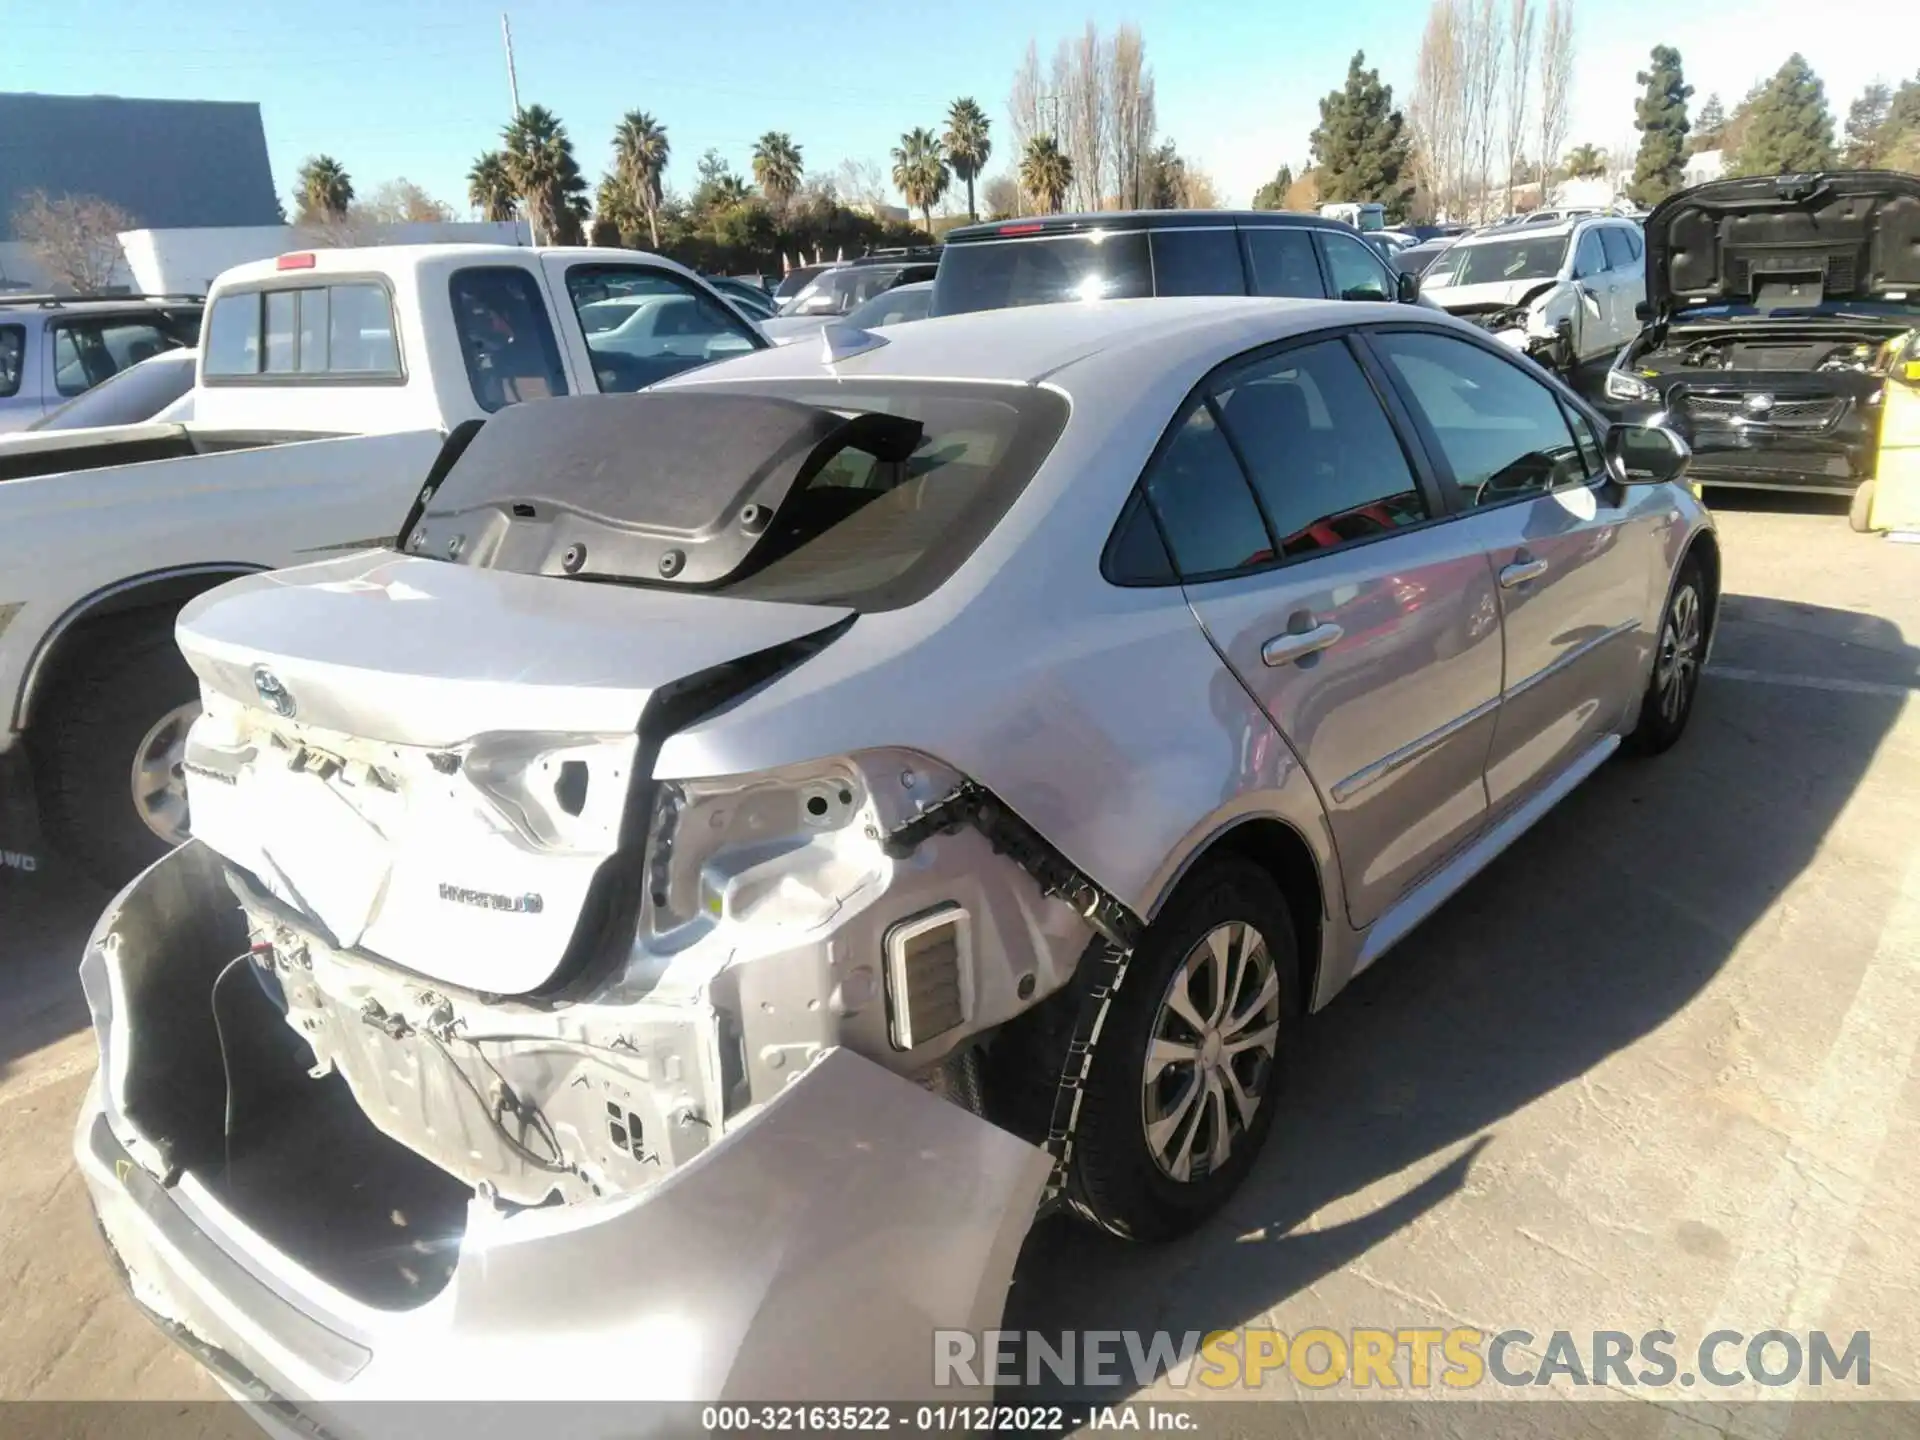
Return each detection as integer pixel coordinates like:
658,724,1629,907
76,297,1716,1413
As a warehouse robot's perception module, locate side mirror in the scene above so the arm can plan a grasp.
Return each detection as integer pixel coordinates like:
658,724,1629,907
1606,423,1691,485
1395,270,1420,304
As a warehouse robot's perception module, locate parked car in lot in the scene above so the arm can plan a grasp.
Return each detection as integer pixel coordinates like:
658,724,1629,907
772,252,940,320
1392,235,1463,278
0,295,201,432
0,244,764,885
702,275,778,320
771,262,835,309
1420,214,1647,375
4,347,198,433
759,279,934,345
77,296,1716,1409
1600,170,1920,526
933,210,1428,315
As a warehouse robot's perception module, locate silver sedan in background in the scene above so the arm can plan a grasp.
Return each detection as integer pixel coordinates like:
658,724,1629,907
78,296,1715,1412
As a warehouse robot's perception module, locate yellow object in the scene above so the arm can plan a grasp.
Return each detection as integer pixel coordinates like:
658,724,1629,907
1871,331,1920,533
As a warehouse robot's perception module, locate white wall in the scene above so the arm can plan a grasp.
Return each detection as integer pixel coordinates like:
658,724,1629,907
118,219,532,295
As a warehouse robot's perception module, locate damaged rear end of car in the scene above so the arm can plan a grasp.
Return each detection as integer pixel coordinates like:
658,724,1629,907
76,384,1118,1413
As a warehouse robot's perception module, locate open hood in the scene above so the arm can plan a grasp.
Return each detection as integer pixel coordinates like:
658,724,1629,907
176,552,852,995
1644,170,1920,320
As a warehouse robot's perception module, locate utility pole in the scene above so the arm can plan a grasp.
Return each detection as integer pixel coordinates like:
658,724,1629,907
501,13,522,118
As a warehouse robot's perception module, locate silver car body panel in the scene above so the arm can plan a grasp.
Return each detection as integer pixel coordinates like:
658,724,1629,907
79,296,1716,1404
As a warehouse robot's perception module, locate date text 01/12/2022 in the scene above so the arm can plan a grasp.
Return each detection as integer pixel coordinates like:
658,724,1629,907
699,1405,1197,1431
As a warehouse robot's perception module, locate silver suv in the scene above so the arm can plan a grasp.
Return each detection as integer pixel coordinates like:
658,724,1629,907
78,296,1715,1407
0,294,200,431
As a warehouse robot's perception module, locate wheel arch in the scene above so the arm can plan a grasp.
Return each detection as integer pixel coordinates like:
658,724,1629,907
14,564,263,733
1684,525,1722,648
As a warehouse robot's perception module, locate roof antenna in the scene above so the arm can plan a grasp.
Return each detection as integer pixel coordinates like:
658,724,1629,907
820,322,887,365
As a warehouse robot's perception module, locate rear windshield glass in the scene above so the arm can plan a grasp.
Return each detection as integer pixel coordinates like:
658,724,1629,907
1424,236,1570,287
933,231,1153,315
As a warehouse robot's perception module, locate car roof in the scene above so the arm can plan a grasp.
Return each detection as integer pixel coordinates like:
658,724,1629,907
209,244,697,292
0,295,200,316
944,209,1351,243
661,295,1414,392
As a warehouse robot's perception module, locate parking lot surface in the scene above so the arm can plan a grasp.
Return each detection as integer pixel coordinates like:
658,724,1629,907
2,494,1916,1422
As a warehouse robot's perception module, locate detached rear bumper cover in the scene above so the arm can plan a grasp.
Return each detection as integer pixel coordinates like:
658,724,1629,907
78,857,1051,1411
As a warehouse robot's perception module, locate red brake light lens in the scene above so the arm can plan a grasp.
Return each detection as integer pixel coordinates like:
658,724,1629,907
997,222,1046,236
276,252,317,271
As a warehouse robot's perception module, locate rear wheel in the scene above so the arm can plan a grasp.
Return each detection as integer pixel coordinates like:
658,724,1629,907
1625,555,1706,756
1066,858,1301,1241
1849,480,1878,534
35,614,201,887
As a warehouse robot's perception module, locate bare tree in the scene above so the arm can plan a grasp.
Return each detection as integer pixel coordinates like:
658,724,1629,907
1503,0,1537,204
359,179,455,225
833,157,891,213
1063,22,1111,210
1009,41,1044,164
1410,1,1467,218
1537,0,1575,194
1107,24,1155,210
982,172,1022,220
1464,0,1505,216
11,192,133,293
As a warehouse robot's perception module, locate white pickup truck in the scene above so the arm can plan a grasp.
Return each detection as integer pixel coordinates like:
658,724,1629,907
0,243,765,885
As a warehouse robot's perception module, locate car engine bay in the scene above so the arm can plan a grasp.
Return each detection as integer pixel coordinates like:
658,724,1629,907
1634,329,1892,375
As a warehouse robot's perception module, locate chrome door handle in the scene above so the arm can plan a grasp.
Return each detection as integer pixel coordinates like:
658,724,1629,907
1499,558,1549,588
1262,622,1344,667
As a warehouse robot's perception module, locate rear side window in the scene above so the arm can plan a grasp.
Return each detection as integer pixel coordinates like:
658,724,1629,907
450,266,569,413
1150,229,1244,297
1572,230,1608,279
50,318,184,397
932,231,1153,314
203,282,401,379
1212,339,1428,557
1600,226,1637,270
0,325,22,397
1244,228,1326,298
1140,405,1273,579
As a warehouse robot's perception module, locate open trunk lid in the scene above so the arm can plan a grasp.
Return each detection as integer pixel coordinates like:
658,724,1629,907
178,551,852,996
1644,170,1920,321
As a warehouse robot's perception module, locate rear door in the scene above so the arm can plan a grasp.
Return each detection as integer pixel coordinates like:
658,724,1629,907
1365,327,1654,812
1600,224,1646,343
1569,227,1615,358
1141,330,1504,928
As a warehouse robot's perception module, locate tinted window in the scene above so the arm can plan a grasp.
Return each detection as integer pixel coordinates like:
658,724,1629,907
50,319,182,397
1573,230,1607,278
1150,229,1244,297
1599,226,1637,271
203,283,399,378
0,325,22,398
564,265,760,393
1373,331,1589,505
846,284,932,329
450,267,570,413
1213,340,1427,557
1564,404,1604,476
1319,232,1394,301
1141,405,1273,579
932,231,1154,314
1624,227,1643,260
29,349,195,431
1104,488,1177,585
1244,227,1326,298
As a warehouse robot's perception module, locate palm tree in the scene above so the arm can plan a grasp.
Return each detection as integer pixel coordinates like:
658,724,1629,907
466,152,518,222
503,104,589,246
1563,143,1608,180
711,174,753,209
295,155,354,221
613,110,671,248
943,99,992,223
890,127,950,234
751,131,805,209
1019,136,1073,214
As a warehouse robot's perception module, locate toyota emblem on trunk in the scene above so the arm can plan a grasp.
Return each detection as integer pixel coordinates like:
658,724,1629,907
252,666,297,718
1744,393,1776,416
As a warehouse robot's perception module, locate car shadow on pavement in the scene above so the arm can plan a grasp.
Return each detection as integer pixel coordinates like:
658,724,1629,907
1003,594,1916,1398
0,874,108,1083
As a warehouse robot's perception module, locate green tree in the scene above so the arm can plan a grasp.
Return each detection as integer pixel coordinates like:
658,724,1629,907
1562,143,1609,179
1019,135,1073,213
1842,84,1892,166
466,152,517,222
594,173,645,248
294,155,354,221
1728,55,1837,176
1144,140,1183,209
1251,164,1295,210
943,98,993,223
1307,52,1414,220
751,131,804,208
613,111,671,248
891,127,950,232
1886,74,1920,170
503,105,589,245
1690,93,1727,155
1630,46,1694,206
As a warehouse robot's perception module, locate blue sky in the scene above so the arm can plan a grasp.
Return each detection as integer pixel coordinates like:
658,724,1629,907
6,0,1914,216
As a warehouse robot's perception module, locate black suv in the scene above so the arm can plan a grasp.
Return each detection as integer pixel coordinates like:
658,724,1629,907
933,211,1421,315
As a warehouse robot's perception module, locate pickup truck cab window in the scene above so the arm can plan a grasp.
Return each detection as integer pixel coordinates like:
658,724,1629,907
203,281,401,380
561,264,761,394
450,266,570,413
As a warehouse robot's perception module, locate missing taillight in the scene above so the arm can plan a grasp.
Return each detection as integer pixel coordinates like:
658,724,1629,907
554,760,589,817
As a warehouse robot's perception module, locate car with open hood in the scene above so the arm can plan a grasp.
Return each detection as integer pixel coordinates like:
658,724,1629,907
1420,213,1648,376
76,297,1717,1415
1601,170,1920,521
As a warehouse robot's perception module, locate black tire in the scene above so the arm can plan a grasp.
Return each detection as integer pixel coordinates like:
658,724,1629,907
1849,480,1878,534
34,613,200,888
1066,857,1301,1241
1624,553,1707,757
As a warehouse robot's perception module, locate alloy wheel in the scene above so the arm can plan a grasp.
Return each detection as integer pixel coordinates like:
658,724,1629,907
1655,583,1703,725
129,701,201,844
1141,921,1282,1182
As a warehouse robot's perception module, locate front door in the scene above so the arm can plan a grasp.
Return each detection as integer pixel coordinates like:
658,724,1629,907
1142,333,1504,928
1366,328,1656,811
